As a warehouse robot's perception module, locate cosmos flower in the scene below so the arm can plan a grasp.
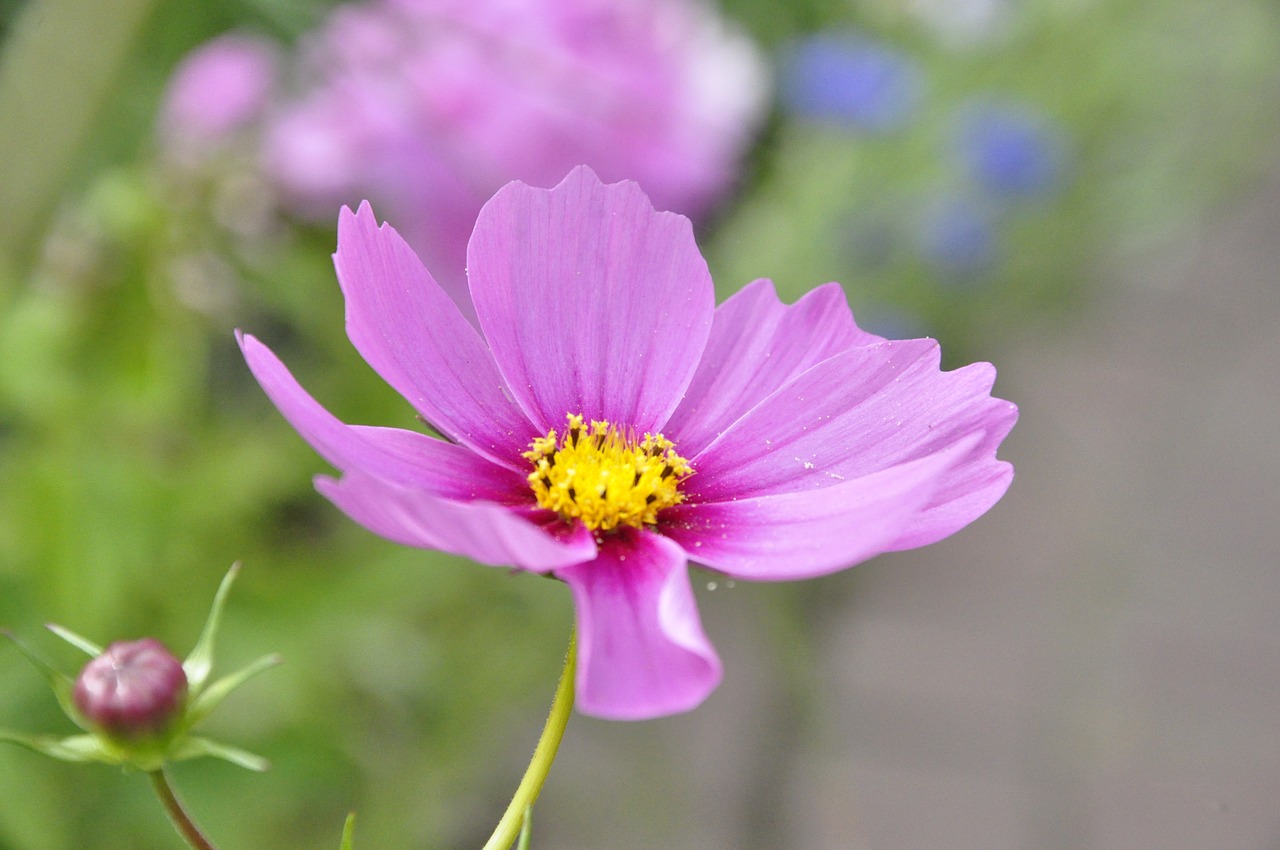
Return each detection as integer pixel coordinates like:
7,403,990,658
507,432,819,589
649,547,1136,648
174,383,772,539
239,168,1017,720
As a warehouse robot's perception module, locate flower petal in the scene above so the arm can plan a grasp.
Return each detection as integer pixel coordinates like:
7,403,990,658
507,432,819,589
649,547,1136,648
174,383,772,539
239,332,526,502
688,339,1016,547
333,202,538,467
664,437,976,580
885,434,1014,551
555,529,721,720
664,279,879,456
467,167,715,433
316,472,596,572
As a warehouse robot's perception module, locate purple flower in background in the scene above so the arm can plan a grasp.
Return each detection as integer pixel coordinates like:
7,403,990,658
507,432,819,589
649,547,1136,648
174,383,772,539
953,99,1068,199
779,33,922,132
164,0,767,315
159,34,279,148
239,168,1017,720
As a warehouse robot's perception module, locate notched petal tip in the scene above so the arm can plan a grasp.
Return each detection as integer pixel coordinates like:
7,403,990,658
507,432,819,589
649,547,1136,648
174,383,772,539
336,198,385,240
469,164,714,433
331,193,537,464
335,202,420,276
235,329,268,361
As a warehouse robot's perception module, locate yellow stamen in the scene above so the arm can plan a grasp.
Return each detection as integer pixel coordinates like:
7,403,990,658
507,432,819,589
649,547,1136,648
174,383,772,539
523,413,692,532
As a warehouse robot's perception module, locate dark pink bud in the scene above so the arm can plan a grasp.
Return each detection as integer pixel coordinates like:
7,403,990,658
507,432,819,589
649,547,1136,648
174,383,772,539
73,638,188,741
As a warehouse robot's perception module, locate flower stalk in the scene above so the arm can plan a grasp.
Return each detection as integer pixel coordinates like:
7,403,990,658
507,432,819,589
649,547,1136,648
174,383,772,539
149,768,219,850
482,627,577,850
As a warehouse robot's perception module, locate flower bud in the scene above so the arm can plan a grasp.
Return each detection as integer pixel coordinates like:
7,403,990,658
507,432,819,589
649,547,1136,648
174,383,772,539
73,638,188,742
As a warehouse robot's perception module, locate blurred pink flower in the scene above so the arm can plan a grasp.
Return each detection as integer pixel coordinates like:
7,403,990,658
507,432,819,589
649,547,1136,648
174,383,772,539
159,34,279,147
165,0,768,314
240,168,1018,720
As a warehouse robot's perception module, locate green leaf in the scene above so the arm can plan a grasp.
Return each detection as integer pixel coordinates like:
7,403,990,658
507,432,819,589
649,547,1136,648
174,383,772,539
185,652,282,728
183,562,240,691
338,813,357,850
0,730,113,764
0,630,86,730
44,622,103,657
168,736,270,772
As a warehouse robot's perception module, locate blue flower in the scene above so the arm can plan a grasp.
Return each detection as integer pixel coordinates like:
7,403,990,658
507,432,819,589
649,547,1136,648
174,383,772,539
780,33,923,132
954,100,1068,198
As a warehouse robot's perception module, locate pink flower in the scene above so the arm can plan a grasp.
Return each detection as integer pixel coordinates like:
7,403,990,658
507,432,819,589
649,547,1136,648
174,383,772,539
239,168,1017,720
255,0,766,314
159,34,279,147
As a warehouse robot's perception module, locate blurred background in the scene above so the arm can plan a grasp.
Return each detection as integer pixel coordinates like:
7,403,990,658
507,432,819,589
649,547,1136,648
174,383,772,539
0,0,1277,847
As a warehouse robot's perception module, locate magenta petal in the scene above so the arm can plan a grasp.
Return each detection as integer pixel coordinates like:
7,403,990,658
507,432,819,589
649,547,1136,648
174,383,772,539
665,437,976,580
688,339,1017,546
555,530,722,720
467,167,715,433
240,332,526,501
334,202,538,467
346,426,529,503
664,279,879,456
886,436,1014,551
317,472,596,572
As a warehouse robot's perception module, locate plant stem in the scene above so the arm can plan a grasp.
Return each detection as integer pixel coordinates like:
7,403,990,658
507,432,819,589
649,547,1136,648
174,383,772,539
481,627,577,850
149,768,219,850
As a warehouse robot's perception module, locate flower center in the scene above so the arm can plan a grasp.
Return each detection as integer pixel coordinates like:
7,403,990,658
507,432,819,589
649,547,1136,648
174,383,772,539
524,414,692,532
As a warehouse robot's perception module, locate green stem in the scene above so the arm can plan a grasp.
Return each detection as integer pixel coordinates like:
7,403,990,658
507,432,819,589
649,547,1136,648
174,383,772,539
481,627,577,850
148,768,219,850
